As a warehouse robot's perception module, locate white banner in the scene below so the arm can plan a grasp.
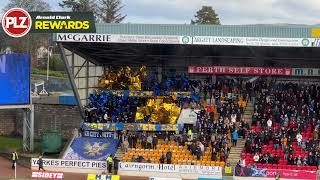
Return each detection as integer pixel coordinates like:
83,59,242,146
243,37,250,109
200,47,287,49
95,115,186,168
31,158,107,169
119,162,222,176
56,33,188,44
56,33,314,47
84,130,115,138
192,36,312,47
177,109,199,125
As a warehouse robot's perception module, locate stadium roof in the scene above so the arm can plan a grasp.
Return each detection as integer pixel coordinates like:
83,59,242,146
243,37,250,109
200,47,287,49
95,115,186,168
95,23,316,38
54,23,320,66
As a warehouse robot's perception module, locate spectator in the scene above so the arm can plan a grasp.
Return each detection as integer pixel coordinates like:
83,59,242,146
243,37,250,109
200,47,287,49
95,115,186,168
239,157,246,167
232,130,238,147
267,118,272,128
160,153,165,164
296,155,302,166
196,145,202,160
211,148,217,161
147,134,153,149
166,151,172,164
281,136,287,150
288,155,295,165
273,135,280,150
187,128,193,140
253,153,260,163
296,132,303,147
152,134,158,149
288,145,294,155
284,147,289,160
114,157,120,174
123,138,129,152
274,155,279,164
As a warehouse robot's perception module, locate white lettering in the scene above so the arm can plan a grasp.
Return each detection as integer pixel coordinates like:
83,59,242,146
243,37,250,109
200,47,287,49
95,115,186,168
6,17,27,28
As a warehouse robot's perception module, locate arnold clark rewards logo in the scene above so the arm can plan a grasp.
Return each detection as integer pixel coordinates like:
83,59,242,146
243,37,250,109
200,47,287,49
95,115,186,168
1,8,96,38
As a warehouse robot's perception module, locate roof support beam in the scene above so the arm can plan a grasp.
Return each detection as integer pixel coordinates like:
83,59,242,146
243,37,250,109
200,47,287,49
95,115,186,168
58,43,85,119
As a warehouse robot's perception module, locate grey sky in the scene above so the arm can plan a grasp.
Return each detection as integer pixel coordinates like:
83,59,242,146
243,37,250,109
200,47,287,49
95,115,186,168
2,0,320,25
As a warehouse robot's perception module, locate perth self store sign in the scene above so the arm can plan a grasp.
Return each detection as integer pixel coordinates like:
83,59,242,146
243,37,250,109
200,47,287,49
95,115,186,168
1,7,95,38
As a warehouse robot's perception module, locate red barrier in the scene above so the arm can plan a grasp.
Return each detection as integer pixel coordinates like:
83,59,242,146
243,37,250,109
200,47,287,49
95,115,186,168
188,66,292,76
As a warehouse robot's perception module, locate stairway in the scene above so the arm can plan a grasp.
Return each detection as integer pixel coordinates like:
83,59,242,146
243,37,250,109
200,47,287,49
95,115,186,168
227,101,254,166
243,101,254,125
227,139,246,166
114,148,125,161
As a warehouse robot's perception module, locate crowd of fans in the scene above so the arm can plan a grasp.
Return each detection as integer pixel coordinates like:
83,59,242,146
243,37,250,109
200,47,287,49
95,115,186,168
116,78,252,164
243,82,320,168
84,92,141,123
81,66,320,170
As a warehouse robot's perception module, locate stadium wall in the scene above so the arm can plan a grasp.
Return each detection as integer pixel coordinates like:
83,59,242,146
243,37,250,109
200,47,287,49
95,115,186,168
0,104,81,139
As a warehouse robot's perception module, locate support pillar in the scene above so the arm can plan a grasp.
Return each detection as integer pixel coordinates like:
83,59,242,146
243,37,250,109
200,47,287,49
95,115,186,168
22,105,34,152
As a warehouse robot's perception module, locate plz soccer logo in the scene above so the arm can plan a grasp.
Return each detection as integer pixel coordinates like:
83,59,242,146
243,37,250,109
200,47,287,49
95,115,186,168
1,8,32,38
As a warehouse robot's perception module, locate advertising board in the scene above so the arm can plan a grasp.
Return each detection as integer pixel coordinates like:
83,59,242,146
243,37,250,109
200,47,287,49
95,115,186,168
119,162,222,179
31,158,107,174
234,166,316,180
31,170,64,179
0,54,30,105
188,66,291,76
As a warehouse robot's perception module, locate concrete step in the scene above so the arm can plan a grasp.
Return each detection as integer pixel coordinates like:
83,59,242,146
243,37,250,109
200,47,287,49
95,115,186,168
230,149,243,152
228,155,241,158
114,149,125,160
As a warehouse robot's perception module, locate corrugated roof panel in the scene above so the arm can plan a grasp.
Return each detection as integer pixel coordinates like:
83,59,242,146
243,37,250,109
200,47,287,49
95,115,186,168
87,23,314,38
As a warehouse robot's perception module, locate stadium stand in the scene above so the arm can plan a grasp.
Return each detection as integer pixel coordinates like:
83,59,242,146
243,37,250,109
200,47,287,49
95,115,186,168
78,66,320,173
242,82,319,171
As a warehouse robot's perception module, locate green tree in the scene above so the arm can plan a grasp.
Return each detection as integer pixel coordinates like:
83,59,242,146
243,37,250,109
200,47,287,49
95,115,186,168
191,6,220,25
97,0,126,23
59,0,96,12
3,0,50,12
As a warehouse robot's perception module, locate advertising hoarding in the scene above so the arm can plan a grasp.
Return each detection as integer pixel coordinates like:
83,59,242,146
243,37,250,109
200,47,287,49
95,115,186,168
0,54,30,105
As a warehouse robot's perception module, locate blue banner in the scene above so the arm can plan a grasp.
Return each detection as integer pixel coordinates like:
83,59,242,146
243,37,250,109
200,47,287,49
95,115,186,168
82,122,183,132
64,137,118,160
0,54,30,105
